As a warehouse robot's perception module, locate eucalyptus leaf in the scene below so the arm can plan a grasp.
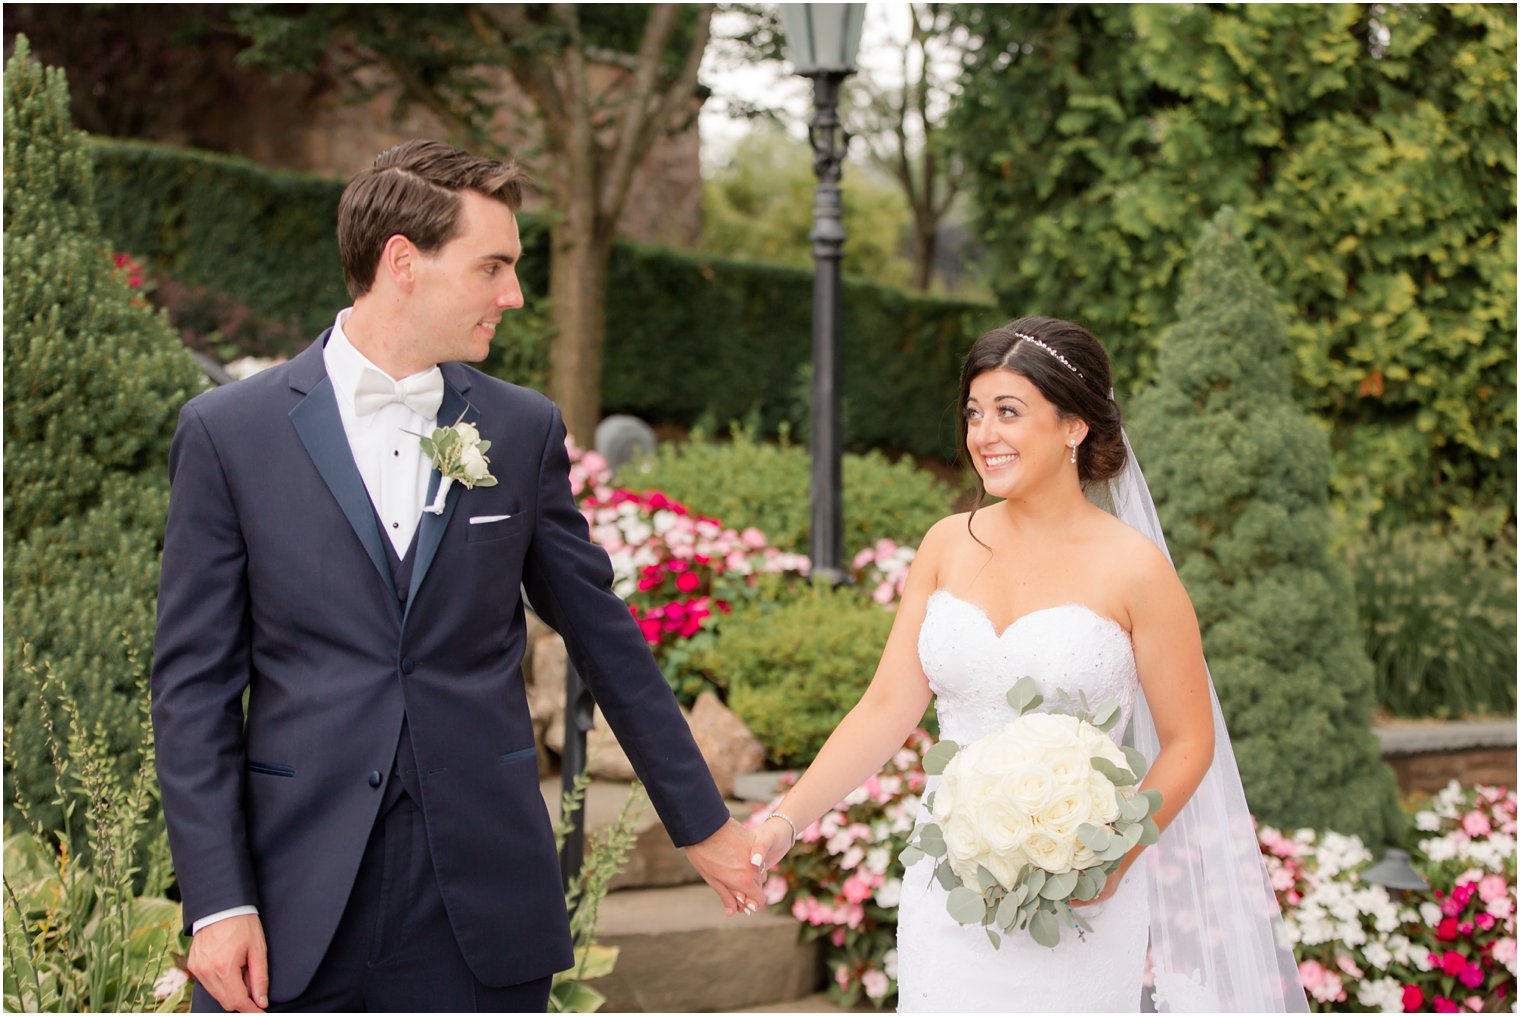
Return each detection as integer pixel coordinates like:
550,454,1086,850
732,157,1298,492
1029,908,1061,948
985,927,1002,950
1076,822,1112,851
1073,872,1097,900
1118,794,1147,823
924,791,936,811
997,894,1020,930
1121,745,1150,779
1040,870,1079,900
1024,868,1047,896
946,886,985,925
977,865,999,892
923,740,961,776
899,845,926,867
1140,788,1164,815
1098,839,1130,862
919,824,947,857
1120,821,1144,849
1139,817,1161,846
1091,757,1137,787
935,861,958,892
1005,676,1040,711
1093,700,1121,730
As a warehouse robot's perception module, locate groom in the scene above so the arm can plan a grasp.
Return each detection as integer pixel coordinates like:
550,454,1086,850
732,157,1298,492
151,140,761,1013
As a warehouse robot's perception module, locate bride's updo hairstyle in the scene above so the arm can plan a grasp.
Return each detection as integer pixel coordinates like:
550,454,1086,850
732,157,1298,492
957,316,1127,486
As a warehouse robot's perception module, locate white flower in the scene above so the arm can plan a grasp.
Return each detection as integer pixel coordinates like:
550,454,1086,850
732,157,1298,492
1414,810,1442,832
882,949,899,980
454,421,481,444
1419,901,1443,926
875,878,902,909
153,966,190,1000
1361,940,1392,971
459,443,490,482
1355,976,1403,1013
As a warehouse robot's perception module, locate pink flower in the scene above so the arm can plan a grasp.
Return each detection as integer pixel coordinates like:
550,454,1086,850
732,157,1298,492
830,927,846,947
852,547,875,570
1336,954,1363,978
1457,961,1483,989
675,571,701,593
763,875,788,906
873,582,895,605
1441,951,1469,977
1298,960,1326,993
1437,917,1461,941
1442,895,1466,918
1464,997,1483,1012
842,875,873,904
1477,913,1497,931
834,964,851,990
1434,997,1460,1013
1479,874,1509,902
861,969,890,1000
741,527,768,550
1462,811,1492,837
1403,984,1425,1011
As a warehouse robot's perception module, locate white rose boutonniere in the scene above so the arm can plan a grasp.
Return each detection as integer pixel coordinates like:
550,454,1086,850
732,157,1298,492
418,415,498,514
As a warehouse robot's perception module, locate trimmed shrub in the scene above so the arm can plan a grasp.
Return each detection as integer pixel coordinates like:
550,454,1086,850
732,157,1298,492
1128,209,1401,845
687,585,900,768
1346,525,1517,718
2,39,201,830
618,427,958,559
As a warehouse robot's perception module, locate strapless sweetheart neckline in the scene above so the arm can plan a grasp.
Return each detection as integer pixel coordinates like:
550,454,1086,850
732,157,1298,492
927,588,1130,641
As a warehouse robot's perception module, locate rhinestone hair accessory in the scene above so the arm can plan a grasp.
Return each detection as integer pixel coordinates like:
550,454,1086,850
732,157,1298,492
1013,331,1086,381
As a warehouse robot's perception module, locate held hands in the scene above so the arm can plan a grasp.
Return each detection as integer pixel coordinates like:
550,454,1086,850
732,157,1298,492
749,813,794,873
685,818,766,917
187,913,269,1012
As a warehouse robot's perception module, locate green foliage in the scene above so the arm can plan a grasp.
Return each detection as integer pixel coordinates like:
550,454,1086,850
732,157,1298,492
3,40,202,833
687,586,899,767
1128,209,1400,845
87,138,1000,458
951,3,1517,532
3,662,188,1013
618,427,956,559
702,125,915,289
550,773,642,1014
1346,525,1517,718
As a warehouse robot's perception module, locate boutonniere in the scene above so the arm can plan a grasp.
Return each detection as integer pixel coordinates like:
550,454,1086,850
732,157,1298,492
418,416,497,514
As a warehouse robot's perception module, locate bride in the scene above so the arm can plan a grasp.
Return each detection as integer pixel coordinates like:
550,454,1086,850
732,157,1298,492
750,317,1307,1012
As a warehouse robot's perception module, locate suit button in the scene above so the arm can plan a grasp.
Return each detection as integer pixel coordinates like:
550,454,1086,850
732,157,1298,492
368,771,382,788
401,658,416,674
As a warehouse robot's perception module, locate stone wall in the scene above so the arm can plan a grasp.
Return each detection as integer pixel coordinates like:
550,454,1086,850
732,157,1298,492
1377,720,1517,796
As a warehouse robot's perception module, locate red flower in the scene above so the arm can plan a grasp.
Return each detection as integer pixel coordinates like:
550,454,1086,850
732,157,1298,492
675,571,701,593
1433,998,1459,1013
637,618,663,644
1442,951,1469,977
1437,917,1461,941
1403,985,1425,1011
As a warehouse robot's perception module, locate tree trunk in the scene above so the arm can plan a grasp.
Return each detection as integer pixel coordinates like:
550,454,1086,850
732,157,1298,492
911,215,939,292
546,209,615,445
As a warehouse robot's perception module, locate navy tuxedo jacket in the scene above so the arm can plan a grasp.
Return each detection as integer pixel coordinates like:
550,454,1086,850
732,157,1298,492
150,332,729,998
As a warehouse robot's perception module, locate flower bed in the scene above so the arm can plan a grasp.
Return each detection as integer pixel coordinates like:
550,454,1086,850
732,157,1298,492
754,728,1517,1014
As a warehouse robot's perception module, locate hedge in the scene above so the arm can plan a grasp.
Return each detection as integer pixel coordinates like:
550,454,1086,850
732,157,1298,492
87,137,1001,462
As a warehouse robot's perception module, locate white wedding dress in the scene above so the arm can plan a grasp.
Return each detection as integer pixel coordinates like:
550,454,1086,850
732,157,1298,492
896,589,1152,1013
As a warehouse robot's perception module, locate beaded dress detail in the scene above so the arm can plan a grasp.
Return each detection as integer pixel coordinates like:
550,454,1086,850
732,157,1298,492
895,590,1150,1013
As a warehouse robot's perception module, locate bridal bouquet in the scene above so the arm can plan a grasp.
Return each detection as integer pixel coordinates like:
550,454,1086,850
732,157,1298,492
901,677,1161,949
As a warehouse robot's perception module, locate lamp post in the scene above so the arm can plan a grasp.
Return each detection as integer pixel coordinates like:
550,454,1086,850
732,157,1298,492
781,3,865,585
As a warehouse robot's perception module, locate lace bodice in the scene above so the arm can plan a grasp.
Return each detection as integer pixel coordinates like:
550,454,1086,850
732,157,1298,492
917,590,1139,746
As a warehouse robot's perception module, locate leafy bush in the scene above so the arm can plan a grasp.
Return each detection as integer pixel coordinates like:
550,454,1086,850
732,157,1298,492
3,39,201,832
618,428,956,560
1346,526,1517,718
686,585,900,768
950,4,1516,532
1128,209,1400,845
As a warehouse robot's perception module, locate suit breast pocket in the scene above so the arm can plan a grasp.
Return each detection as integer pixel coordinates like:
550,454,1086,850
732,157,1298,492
466,514,526,544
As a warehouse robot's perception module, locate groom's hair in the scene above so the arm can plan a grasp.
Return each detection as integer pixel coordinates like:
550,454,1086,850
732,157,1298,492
339,140,527,298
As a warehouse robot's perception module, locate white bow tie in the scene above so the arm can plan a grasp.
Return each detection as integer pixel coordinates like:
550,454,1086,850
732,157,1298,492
351,367,444,419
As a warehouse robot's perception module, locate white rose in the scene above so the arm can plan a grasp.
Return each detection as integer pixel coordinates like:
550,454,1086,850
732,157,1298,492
1013,712,1083,751
1006,762,1056,816
454,421,481,445
459,444,490,481
1089,774,1122,824
1038,787,1094,837
1023,828,1076,875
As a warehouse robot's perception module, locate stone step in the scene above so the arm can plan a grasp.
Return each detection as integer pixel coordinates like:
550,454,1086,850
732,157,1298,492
589,883,823,1013
539,778,756,892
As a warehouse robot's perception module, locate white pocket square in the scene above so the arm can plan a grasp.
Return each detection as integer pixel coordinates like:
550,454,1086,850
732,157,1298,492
469,514,512,524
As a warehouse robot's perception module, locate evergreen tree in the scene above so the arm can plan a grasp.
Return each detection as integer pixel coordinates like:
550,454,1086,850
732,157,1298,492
3,37,201,828
1129,209,1401,844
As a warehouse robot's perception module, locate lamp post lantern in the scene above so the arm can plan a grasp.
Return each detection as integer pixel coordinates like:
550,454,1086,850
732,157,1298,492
781,3,865,585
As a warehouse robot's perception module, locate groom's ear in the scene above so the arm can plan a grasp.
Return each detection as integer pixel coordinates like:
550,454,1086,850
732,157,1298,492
380,233,419,292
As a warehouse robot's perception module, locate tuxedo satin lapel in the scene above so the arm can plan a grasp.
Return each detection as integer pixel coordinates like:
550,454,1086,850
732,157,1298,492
405,379,476,618
289,376,398,600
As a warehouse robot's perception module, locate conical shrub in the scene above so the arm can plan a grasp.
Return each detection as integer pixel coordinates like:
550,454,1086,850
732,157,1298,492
3,37,201,830
1129,208,1401,844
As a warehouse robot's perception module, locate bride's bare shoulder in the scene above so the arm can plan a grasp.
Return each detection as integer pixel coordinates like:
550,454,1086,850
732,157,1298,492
1088,508,1173,580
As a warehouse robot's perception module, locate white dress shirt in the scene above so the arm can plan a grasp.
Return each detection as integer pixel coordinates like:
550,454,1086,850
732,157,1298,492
193,308,439,935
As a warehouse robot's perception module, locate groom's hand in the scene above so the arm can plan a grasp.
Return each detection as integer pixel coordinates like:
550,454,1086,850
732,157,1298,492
685,818,764,917
188,913,269,1012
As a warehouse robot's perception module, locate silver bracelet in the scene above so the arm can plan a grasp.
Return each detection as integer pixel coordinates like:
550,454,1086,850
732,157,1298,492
766,810,799,846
